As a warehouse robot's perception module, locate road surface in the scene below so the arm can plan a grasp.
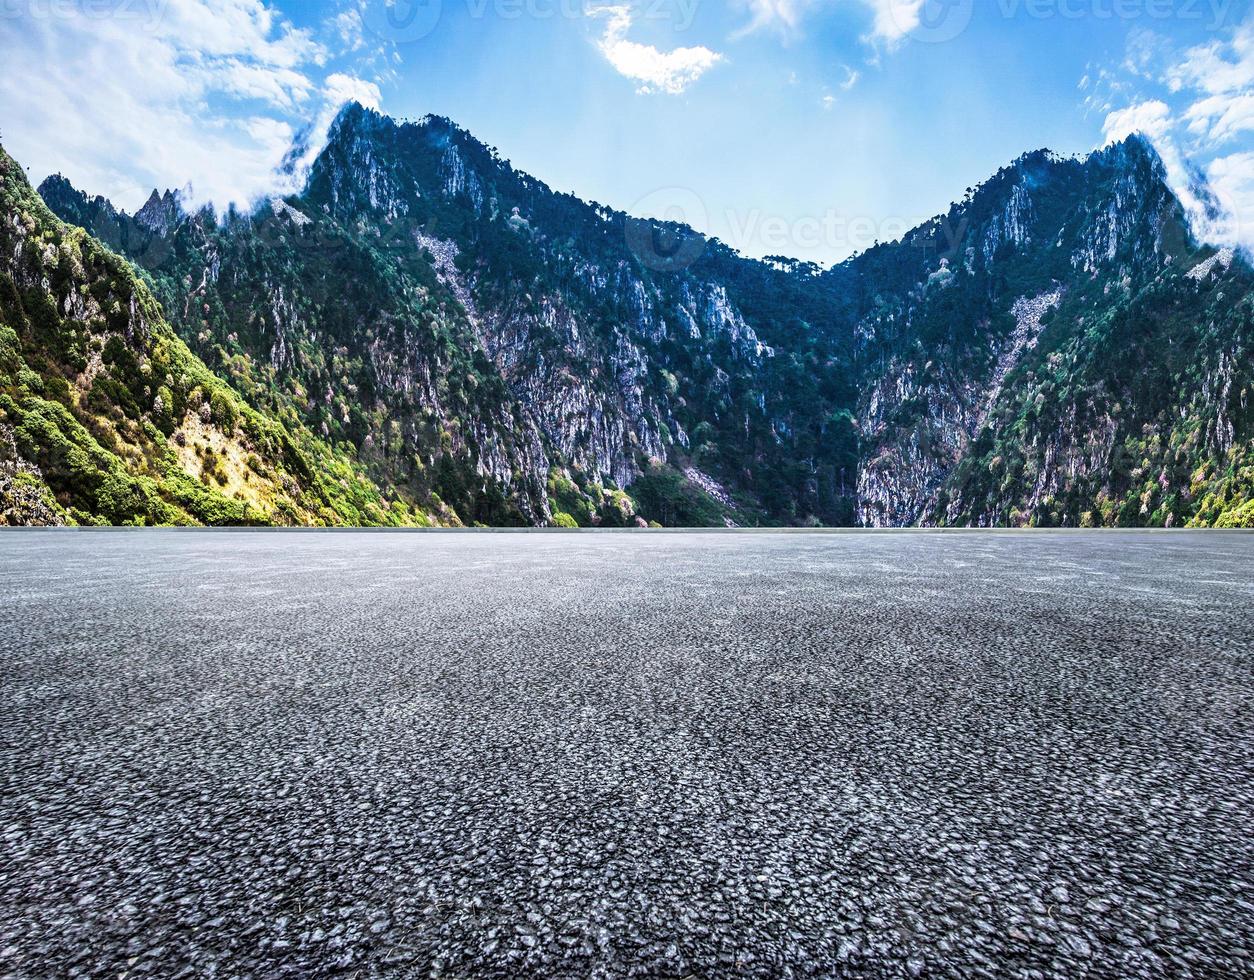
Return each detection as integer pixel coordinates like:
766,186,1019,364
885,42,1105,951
1,530,1251,977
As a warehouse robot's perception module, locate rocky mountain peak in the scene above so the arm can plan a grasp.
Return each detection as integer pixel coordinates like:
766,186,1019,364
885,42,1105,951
1094,132,1166,176
134,188,181,236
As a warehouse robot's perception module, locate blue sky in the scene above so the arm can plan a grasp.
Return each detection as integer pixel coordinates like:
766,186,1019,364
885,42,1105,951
1,0,1251,263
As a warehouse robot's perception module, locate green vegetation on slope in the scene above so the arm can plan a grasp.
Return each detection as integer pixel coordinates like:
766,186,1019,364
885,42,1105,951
0,145,437,527
937,259,1254,528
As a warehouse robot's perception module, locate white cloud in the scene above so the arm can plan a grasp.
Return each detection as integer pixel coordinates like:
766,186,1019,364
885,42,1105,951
1101,100,1173,145
1185,92,1254,143
1159,20,1254,250
1205,151,1254,248
818,65,858,110
736,0,928,47
333,3,369,52
160,0,327,66
735,0,813,36
1121,26,1168,81
1097,17,1254,252
1163,21,1254,152
1099,101,1211,241
861,0,924,46
0,0,378,214
323,72,382,112
210,61,318,109
1166,21,1254,97
592,6,723,95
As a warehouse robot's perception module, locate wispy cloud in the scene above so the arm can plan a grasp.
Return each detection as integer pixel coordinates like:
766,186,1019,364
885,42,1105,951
1097,19,1254,251
1101,99,1173,145
735,0,813,36
1166,20,1254,98
818,65,859,111
0,0,380,213
1167,19,1254,147
736,0,929,47
1184,92,1254,142
859,0,926,47
592,5,723,95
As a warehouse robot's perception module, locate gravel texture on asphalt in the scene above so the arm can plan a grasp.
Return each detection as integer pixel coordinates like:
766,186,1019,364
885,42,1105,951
1,530,1252,978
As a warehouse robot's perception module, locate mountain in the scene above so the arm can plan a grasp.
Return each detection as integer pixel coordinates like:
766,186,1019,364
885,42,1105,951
0,147,439,527
39,105,861,528
22,104,1254,527
831,140,1254,528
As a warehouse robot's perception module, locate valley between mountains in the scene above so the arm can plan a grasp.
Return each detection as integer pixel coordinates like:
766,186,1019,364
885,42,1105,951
2,103,1251,527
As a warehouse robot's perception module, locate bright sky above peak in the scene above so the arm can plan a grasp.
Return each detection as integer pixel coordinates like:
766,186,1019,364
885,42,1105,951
1,0,1251,264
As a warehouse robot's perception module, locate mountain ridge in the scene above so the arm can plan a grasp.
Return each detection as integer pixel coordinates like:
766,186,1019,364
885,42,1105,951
16,104,1254,528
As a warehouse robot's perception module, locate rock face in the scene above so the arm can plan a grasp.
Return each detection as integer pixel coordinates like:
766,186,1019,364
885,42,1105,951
32,108,1254,527
0,421,64,525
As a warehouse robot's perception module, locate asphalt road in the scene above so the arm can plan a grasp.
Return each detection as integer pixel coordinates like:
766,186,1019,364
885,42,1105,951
1,530,1251,978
